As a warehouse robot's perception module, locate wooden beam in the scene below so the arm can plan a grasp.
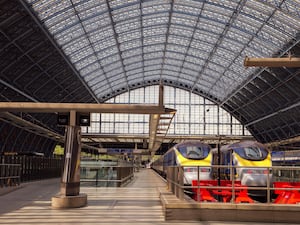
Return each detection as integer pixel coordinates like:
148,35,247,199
244,56,300,67
148,114,160,151
0,102,176,114
266,136,300,148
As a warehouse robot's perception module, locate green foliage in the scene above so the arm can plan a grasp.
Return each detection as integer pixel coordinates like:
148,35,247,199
53,145,64,155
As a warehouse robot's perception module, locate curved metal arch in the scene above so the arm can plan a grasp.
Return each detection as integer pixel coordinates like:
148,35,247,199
67,35,277,86
56,19,156,49
78,39,239,77
72,0,115,93
50,7,165,37
79,44,234,77
84,52,239,87
199,0,297,41
47,2,285,56
29,0,300,51
91,66,214,94
198,15,286,49
89,69,181,93
56,18,281,80
24,0,300,108
156,57,235,83
36,0,94,24
100,82,222,108
89,56,238,92
20,0,100,103
249,0,300,21
240,12,297,42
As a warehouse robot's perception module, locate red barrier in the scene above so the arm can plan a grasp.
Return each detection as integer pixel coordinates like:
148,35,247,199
191,180,253,203
273,182,300,204
234,186,254,203
191,180,217,202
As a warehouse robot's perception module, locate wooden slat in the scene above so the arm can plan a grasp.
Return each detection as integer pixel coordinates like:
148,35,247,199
0,102,176,114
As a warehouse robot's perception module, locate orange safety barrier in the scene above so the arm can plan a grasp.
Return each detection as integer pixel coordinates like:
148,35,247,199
273,182,300,204
191,180,254,203
191,180,217,202
234,185,254,203
211,188,232,202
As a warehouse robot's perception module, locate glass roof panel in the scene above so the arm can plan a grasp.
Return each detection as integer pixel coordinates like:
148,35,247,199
144,44,165,53
125,62,143,71
169,25,194,37
171,12,198,27
143,26,168,37
112,3,140,22
118,31,141,42
123,55,143,65
143,13,169,26
26,0,300,102
144,58,163,66
115,18,141,34
281,0,300,17
165,51,185,60
182,62,201,71
174,0,204,15
168,35,190,47
144,71,159,76
126,68,143,76
120,40,142,52
106,68,124,78
142,0,171,14
181,67,198,77
103,61,123,73
88,76,107,87
166,44,188,54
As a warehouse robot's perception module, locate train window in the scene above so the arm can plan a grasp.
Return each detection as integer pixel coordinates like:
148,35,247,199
245,147,262,159
178,145,209,159
234,146,268,160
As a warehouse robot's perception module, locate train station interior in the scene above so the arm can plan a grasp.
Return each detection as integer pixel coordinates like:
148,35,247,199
0,0,300,224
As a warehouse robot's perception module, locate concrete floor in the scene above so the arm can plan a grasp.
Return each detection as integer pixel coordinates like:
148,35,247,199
0,169,299,225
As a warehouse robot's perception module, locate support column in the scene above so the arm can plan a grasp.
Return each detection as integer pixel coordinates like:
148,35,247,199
60,125,81,196
52,110,87,208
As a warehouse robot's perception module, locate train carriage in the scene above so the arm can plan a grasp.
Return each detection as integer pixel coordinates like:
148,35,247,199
211,140,272,199
151,141,212,185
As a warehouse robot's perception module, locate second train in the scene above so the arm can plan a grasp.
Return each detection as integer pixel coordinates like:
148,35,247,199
151,140,272,201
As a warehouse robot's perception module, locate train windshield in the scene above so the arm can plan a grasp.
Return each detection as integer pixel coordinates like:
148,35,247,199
234,146,268,160
178,145,209,159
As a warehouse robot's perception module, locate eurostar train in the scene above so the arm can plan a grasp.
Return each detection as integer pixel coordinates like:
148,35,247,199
151,141,212,184
211,141,272,199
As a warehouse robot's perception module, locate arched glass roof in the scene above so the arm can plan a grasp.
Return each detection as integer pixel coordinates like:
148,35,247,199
25,0,300,102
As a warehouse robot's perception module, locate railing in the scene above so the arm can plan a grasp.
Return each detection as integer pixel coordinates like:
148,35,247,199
0,164,21,187
80,165,134,187
166,165,300,204
0,155,63,182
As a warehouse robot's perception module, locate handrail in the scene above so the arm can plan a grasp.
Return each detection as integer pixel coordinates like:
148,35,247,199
165,165,300,204
80,165,134,187
0,163,21,188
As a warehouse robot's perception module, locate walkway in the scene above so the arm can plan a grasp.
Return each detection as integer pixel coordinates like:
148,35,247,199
0,169,298,225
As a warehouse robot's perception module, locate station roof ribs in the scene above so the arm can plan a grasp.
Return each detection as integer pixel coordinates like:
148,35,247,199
0,0,299,154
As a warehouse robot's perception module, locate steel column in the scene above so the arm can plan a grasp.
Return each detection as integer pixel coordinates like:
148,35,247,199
60,111,81,196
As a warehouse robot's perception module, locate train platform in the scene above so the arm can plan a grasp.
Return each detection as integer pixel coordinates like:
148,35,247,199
0,169,299,225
